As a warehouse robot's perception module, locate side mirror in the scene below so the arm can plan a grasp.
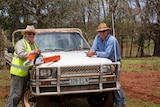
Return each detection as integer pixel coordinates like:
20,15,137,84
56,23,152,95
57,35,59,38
7,46,14,53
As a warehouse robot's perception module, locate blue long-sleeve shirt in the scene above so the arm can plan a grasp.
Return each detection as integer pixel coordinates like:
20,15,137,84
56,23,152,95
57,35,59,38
91,33,121,62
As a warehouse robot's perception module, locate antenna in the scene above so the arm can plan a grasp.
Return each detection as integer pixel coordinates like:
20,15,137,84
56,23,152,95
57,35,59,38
112,14,115,37
112,13,117,62
109,0,117,62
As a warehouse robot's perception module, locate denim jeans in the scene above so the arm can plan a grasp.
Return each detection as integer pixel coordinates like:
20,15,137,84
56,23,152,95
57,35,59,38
114,82,126,106
5,74,29,107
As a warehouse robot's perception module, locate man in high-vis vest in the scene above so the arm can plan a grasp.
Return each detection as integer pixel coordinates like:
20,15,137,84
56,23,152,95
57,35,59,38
6,25,40,107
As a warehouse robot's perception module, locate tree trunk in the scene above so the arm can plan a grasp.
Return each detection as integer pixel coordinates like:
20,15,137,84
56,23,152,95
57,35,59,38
0,29,5,67
153,38,160,56
129,36,133,57
153,0,160,56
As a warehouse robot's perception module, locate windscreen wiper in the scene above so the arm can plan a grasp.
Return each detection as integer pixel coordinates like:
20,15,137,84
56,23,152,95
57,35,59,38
42,48,64,52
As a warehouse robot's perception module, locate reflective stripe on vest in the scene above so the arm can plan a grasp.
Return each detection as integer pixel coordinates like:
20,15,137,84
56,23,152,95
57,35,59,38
13,54,19,58
10,39,38,77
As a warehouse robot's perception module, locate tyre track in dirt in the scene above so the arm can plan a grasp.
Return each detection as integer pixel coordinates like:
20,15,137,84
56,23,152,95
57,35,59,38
121,71,160,104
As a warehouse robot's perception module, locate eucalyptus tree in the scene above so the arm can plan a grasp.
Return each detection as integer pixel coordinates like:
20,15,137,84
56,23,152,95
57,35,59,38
0,0,76,40
146,0,160,56
129,0,160,57
107,0,160,57
107,0,140,57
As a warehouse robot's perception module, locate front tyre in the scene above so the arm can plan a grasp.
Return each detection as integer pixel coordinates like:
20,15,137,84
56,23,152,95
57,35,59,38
23,89,37,107
87,91,114,107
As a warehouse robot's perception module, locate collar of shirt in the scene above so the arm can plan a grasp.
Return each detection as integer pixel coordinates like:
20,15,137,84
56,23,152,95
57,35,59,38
23,36,34,45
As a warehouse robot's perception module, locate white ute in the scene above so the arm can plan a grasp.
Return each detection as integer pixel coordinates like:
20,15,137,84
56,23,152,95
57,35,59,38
6,28,121,107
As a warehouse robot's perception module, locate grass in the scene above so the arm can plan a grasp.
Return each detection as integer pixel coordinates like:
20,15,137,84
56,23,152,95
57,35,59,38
152,90,160,97
126,96,160,107
0,70,10,88
0,99,6,107
121,57,160,72
0,99,22,107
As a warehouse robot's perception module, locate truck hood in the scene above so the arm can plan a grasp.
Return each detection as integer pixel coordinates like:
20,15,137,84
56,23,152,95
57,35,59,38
37,51,112,67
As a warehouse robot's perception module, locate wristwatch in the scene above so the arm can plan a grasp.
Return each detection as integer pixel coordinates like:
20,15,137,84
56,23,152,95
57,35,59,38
95,51,97,55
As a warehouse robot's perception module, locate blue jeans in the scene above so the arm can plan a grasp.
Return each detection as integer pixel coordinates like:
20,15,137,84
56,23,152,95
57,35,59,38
114,82,126,106
5,74,29,107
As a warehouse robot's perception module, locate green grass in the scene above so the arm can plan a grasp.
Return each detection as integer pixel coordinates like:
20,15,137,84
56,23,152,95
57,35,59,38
122,57,160,72
152,90,160,97
0,99,6,107
0,99,22,107
126,96,160,107
0,71,10,88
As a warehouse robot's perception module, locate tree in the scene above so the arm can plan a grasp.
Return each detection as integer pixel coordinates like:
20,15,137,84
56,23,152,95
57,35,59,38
0,28,5,68
147,0,160,56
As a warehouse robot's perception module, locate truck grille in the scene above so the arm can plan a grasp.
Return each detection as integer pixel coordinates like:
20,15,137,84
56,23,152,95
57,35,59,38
60,65,101,75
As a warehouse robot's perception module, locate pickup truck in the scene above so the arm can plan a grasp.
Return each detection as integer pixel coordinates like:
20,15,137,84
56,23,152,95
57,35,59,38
5,28,121,107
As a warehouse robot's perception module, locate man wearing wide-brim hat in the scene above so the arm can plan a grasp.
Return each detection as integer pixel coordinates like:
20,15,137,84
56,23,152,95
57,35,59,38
86,22,126,107
6,25,40,107
96,22,111,32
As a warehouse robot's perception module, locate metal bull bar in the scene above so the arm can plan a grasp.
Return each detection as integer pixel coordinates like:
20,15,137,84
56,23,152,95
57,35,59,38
30,62,121,96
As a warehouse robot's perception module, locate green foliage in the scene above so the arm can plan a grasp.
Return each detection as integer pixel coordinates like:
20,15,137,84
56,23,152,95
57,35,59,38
121,40,154,57
0,0,100,41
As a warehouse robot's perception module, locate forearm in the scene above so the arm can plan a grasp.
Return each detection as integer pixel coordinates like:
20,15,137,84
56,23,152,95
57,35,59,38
96,51,109,58
18,51,34,59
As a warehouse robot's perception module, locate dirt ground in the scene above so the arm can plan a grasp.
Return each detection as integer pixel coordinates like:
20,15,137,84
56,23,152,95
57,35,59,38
0,71,160,105
121,71,160,104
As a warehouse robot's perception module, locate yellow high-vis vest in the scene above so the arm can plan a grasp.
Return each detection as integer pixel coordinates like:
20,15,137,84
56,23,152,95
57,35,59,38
10,39,38,77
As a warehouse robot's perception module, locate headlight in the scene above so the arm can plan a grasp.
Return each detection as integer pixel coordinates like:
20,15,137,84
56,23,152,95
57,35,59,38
103,65,115,74
39,69,52,78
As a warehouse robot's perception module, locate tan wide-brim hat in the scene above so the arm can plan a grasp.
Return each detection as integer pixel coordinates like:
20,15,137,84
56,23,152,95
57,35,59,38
21,25,37,35
96,22,111,32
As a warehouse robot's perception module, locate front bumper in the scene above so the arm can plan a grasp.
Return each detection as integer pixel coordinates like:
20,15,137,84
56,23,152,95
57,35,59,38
30,62,121,96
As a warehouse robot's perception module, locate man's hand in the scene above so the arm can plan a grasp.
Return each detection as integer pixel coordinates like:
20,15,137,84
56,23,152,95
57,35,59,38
34,49,41,54
86,50,96,57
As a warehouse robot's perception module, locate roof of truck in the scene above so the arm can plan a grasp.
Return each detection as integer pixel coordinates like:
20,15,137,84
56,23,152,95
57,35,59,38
11,28,82,45
12,28,82,36
36,28,82,34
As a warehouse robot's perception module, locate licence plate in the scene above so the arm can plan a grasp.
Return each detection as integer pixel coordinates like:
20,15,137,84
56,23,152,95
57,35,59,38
69,78,89,85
